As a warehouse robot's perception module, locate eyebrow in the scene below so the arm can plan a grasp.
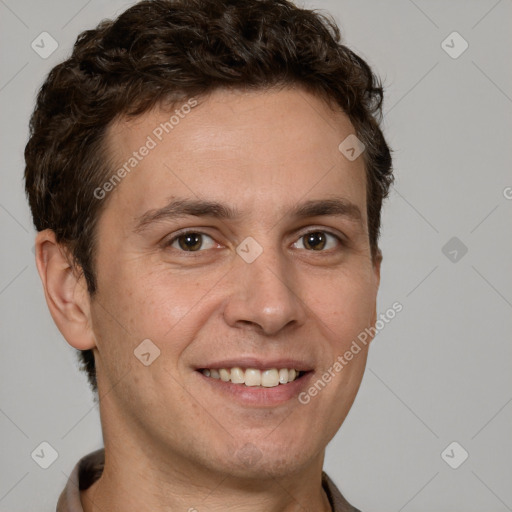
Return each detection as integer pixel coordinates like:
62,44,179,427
134,198,240,233
291,198,363,224
133,196,363,233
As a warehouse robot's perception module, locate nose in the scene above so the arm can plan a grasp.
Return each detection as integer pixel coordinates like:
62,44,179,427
222,246,307,336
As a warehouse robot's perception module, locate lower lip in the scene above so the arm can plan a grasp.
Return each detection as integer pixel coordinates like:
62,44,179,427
196,371,314,406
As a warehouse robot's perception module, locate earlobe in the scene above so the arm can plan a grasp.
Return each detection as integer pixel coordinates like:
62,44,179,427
35,229,96,351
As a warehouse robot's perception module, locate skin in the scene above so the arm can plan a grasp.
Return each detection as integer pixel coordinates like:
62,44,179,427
36,87,381,512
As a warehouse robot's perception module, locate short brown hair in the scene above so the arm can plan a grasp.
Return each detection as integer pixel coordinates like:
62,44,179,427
24,0,393,394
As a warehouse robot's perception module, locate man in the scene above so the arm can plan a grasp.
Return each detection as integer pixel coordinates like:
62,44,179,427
24,0,393,510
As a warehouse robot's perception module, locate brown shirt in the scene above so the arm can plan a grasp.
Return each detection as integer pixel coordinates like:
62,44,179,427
57,449,361,512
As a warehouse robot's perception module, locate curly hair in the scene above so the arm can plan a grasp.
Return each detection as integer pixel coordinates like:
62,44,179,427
24,0,393,394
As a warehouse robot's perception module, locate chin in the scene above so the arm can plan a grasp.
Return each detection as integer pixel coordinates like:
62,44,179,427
219,438,319,481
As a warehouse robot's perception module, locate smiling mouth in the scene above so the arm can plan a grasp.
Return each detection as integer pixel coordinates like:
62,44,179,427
198,367,308,388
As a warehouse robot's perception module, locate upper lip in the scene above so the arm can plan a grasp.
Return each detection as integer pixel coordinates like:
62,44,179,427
195,358,314,372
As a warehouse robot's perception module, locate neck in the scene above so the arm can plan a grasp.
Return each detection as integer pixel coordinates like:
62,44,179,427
81,441,332,512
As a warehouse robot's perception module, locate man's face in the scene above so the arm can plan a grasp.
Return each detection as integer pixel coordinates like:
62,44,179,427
89,87,380,478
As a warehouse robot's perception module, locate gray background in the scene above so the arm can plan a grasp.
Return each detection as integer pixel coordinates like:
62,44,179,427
1,0,511,510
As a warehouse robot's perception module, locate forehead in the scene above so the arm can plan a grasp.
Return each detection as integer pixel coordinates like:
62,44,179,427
103,87,367,226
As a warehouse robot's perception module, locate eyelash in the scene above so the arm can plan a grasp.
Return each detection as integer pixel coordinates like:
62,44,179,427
163,228,345,253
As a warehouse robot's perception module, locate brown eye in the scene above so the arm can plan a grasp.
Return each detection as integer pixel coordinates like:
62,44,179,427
292,231,340,251
169,232,216,251
303,232,326,250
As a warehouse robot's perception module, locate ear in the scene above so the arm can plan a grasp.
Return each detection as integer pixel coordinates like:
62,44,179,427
369,247,383,338
34,229,96,350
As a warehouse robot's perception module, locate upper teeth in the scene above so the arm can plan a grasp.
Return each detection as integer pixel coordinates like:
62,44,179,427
201,367,299,387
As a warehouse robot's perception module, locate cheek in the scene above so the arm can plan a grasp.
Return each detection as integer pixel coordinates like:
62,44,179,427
306,268,377,343
89,269,203,397
98,261,223,353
